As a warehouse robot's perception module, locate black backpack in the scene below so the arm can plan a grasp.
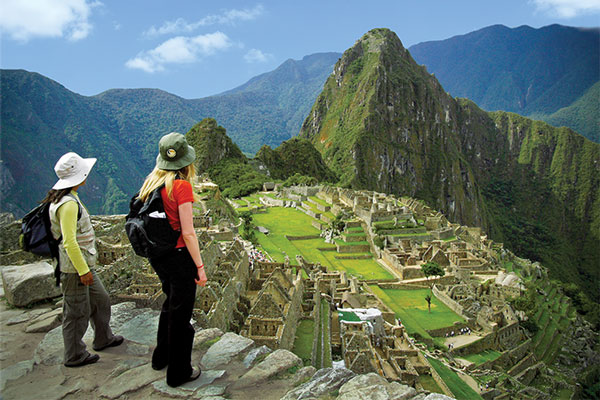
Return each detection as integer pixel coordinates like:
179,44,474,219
125,186,180,258
20,196,81,286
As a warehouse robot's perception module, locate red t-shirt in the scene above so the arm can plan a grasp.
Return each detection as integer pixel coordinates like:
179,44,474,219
160,180,194,248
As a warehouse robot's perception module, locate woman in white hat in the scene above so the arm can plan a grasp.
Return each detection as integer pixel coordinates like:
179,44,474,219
43,152,123,367
137,132,207,387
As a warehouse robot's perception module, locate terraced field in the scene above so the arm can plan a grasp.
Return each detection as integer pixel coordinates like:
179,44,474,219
249,200,394,280
369,286,465,344
530,279,575,364
427,357,483,400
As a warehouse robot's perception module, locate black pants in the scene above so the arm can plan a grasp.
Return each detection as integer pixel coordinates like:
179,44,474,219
149,247,197,387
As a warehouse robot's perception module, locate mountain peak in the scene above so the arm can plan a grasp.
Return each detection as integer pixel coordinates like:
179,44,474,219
358,28,405,48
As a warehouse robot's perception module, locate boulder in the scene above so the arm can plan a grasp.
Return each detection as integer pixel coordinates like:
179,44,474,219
200,332,254,369
98,363,163,399
193,327,223,349
25,307,62,333
2,262,61,306
234,349,302,388
337,373,417,399
243,345,272,368
281,367,356,400
293,365,317,385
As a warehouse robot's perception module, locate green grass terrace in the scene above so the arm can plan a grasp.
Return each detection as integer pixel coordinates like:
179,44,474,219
250,207,394,281
427,357,483,400
369,286,466,345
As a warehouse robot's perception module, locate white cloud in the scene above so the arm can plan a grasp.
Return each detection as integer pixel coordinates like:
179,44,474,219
0,0,101,42
531,0,600,18
244,48,272,63
143,4,264,37
126,31,231,73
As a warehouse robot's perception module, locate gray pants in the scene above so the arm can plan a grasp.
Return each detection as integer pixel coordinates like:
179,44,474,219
61,270,114,365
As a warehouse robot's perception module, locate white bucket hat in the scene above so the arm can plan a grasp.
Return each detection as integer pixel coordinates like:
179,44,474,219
52,152,97,190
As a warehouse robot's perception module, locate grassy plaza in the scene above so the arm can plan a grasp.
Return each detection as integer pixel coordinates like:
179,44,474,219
249,205,394,280
369,286,465,341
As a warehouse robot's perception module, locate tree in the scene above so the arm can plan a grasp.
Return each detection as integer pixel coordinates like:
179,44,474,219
331,213,345,232
425,294,432,313
421,261,445,290
239,211,256,243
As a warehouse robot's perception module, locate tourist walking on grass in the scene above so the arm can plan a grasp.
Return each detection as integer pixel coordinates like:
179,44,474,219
46,152,124,367
137,132,207,387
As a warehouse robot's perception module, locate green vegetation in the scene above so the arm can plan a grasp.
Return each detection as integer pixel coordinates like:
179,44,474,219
427,357,484,400
421,261,445,290
532,81,599,143
369,286,465,342
409,24,599,141
256,138,337,182
417,374,445,394
292,319,315,366
239,211,257,243
461,350,502,366
249,206,394,280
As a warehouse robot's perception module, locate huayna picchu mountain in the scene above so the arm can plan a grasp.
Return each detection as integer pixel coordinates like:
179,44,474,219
299,28,600,300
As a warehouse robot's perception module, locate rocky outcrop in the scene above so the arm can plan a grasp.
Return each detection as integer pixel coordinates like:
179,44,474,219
1,262,61,306
1,299,454,399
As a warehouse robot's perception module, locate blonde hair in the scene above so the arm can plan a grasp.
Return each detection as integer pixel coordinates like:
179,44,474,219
138,163,198,202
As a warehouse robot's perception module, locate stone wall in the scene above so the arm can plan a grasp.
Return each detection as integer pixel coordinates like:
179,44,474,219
426,321,470,337
336,243,371,253
279,273,305,350
432,285,470,322
285,234,321,241
310,290,321,367
299,203,321,219
261,196,285,207
208,230,234,241
285,185,320,197
451,335,495,357
507,353,537,377
206,255,250,332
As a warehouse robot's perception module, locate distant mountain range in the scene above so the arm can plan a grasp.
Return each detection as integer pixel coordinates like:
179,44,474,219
1,23,597,218
0,53,339,216
408,24,599,142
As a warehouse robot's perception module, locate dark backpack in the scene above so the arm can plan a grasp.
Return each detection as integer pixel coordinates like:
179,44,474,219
20,196,81,286
125,186,180,258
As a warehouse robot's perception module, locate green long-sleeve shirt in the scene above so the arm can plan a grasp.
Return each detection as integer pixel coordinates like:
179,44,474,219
56,192,89,276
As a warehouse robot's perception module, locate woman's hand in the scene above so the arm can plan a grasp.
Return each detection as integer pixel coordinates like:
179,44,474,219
80,271,94,286
195,266,207,286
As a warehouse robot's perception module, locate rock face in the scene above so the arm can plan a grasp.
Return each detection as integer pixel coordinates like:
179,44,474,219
1,296,456,400
1,262,61,306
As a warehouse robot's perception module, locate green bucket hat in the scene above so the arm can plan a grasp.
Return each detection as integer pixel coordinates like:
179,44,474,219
156,132,196,171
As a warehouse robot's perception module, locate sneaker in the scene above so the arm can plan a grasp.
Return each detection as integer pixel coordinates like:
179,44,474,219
64,353,100,368
93,335,124,351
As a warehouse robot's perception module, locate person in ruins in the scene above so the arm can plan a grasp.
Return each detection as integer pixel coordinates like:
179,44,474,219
136,132,207,387
45,152,124,367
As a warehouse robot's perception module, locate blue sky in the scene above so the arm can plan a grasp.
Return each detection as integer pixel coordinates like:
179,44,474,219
1,0,599,99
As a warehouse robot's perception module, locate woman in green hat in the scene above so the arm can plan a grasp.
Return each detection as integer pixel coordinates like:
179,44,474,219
137,132,207,387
